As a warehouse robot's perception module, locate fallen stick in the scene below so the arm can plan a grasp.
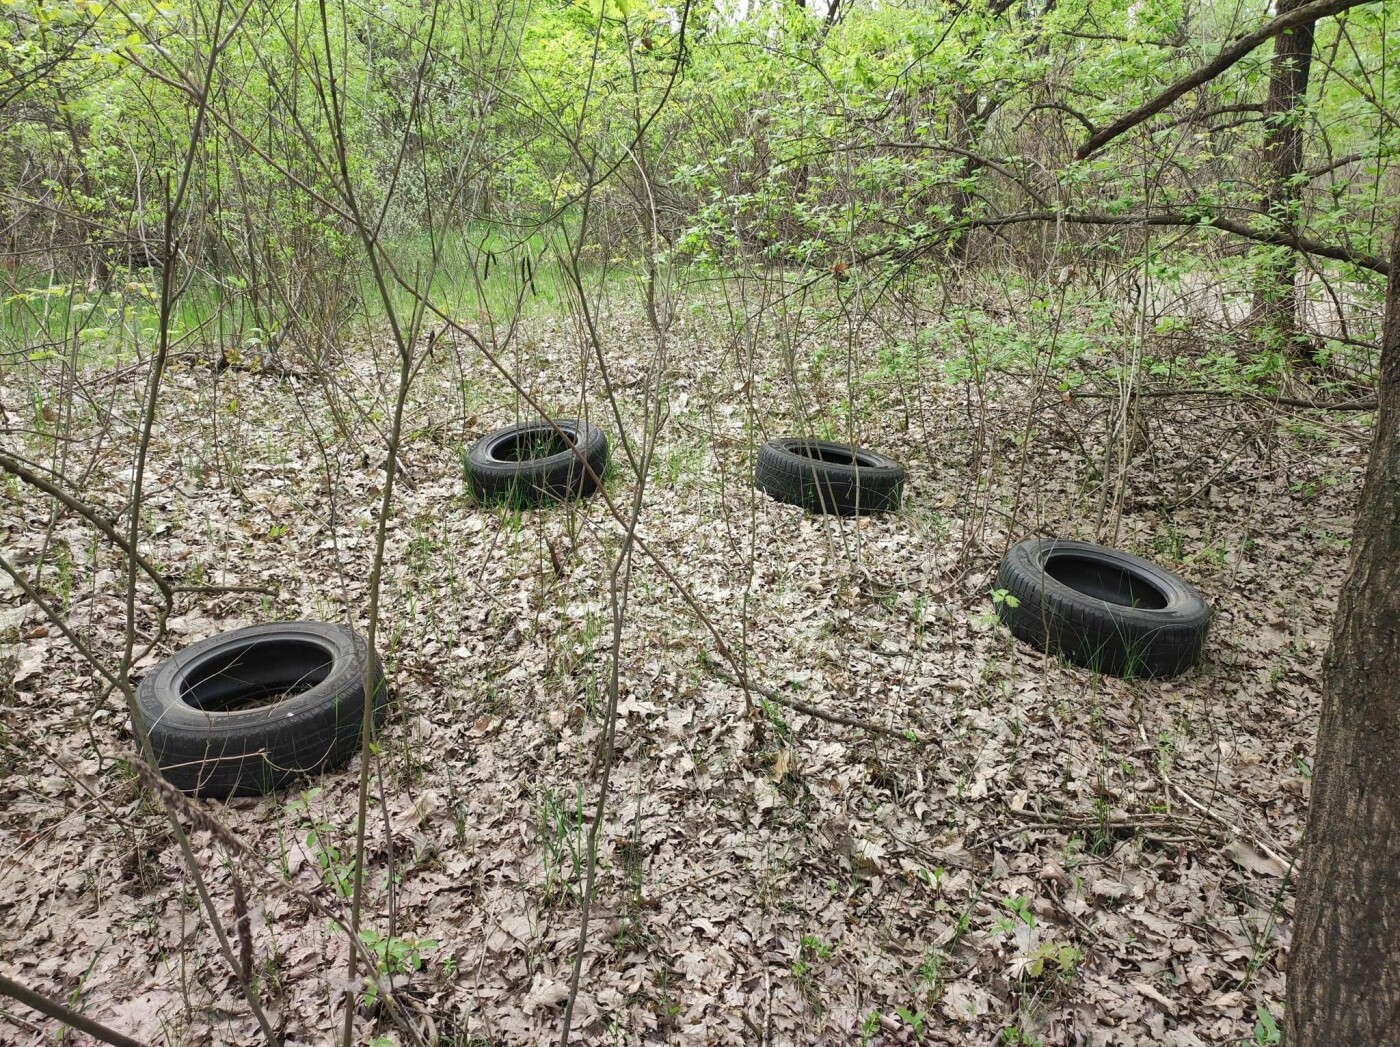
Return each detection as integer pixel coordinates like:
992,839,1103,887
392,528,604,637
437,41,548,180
706,664,918,743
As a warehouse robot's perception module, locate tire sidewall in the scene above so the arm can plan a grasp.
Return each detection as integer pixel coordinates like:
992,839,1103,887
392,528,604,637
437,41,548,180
134,622,386,796
466,419,607,501
764,438,904,483
1005,538,1210,629
135,622,374,737
996,538,1212,677
755,438,906,515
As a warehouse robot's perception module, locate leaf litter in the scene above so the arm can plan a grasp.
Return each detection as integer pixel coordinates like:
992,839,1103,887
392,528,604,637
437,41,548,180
0,292,1365,1044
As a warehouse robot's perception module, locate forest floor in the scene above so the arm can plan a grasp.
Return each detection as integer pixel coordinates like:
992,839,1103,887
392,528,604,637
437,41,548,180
0,280,1370,1045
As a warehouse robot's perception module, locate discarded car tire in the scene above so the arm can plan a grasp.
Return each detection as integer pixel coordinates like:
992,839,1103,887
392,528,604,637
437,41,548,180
754,438,904,515
466,419,608,506
994,538,1211,678
134,622,387,798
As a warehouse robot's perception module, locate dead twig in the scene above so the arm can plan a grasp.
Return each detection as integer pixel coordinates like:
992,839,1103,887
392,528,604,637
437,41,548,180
0,449,173,605
706,664,918,743
1169,782,1293,869
171,583,279,598
971,804,1217,851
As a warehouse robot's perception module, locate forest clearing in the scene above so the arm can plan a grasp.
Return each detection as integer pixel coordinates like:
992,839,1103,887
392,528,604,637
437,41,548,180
1,0,1397,1043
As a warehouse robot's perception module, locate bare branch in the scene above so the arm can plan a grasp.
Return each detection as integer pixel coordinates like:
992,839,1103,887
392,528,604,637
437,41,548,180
895,209,1390,276
0,972,144,1047
0,450,174,604
1076,0,1380,159
707,665,919,743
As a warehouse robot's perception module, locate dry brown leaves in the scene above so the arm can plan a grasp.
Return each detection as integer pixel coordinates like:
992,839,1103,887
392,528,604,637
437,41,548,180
0,295,1364,1045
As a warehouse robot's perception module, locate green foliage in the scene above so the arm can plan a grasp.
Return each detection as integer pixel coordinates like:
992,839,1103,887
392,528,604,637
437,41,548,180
1251,1004,1282,1045
358,929,438,1009
991,588,1020,610
997,894,1036,933
894,1004,927,1039
1019,940,1083,982
535,783,588,902
5,0,1394,310
3,0,1397,363
290,789,356,899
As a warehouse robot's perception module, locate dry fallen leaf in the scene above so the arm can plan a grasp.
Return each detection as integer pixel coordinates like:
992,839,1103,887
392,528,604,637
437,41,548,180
1226,840,1289,878
1133,981,1179,1016
1,296,1352,1046
771,748,791,782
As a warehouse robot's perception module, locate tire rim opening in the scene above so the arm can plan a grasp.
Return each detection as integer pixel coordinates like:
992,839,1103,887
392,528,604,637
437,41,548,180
493,429,573,462
1045,554,1169,610
791,444,862,466
180,640,335,712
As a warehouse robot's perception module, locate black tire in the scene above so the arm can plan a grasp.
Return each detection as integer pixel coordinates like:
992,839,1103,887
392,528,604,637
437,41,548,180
133,622,387,798
994,538,1211,678
754,438,905,516
465,419,608,506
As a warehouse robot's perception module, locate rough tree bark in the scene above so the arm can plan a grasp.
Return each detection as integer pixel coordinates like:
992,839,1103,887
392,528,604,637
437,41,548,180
1285,211,1400,1043
1251,0,1316,352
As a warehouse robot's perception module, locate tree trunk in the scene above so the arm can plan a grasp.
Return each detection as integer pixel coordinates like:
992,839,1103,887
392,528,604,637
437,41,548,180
947,97,978,261
1251,0,1316,354
1285,211,1400,1043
